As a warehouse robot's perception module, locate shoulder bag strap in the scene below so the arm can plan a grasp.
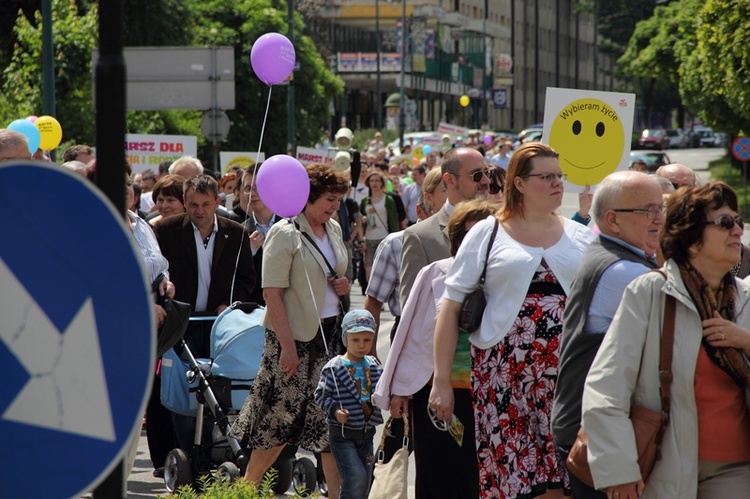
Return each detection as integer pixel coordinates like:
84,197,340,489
652,268,675,446
477,217,500,289
294,221,338,277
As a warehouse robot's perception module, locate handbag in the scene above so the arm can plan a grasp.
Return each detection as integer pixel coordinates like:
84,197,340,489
152,274,191,357
567,290,676,487
458,217,499,334
369,414,409,499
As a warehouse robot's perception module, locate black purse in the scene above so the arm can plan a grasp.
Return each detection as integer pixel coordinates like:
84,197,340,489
152,274,191,357
458,217,499,334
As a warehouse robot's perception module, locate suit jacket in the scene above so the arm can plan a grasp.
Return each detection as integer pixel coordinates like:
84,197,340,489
154,213,256,312
399,203,451,308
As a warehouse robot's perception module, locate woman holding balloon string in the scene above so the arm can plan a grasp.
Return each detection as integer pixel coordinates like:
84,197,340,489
230,161,351,496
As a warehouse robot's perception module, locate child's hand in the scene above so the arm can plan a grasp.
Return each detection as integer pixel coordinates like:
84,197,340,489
336,408,349,424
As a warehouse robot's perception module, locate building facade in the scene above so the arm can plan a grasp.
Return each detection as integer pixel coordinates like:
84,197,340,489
308,0,615,132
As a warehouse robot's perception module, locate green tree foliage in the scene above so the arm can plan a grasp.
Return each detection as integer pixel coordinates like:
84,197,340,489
677,0,750,133
0,0,97,144
0,0,342,162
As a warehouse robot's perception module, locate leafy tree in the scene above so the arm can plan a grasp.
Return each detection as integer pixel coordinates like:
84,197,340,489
0,0,97,144
677,0,750,133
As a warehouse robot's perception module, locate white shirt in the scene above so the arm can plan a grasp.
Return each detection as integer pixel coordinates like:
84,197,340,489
314,232,341,319
192,215,219,312
444,215,595,349
140,191,154,212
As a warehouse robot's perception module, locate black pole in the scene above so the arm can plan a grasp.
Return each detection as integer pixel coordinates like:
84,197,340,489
41,0,56,162
93,1,126,495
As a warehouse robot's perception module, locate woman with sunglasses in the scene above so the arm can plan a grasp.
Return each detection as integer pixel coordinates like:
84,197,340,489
583,182,750,498
487,164,506,205
430,142,594,498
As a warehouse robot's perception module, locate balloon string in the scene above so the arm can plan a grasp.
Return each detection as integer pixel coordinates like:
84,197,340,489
228,85,274,304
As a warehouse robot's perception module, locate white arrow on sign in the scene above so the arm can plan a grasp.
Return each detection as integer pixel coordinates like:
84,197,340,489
0,258,116,442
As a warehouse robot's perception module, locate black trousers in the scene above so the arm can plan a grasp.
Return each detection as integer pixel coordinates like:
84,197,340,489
557,446,607,499
146,372,177,469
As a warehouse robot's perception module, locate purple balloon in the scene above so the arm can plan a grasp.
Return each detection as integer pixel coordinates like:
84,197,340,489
26,115,38,123
483,135,493,146
250,33,296,86
256,155,310,218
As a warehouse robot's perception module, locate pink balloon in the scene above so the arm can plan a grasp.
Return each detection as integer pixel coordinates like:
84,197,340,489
256,155,310,218
250,33,296,86
26,115,38,123
483,135,493,146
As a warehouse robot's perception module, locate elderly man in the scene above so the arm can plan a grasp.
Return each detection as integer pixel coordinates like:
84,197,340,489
551,171,664,498
655,163,697,189
399,147,489,303
0,129,32,161
169,155,204,179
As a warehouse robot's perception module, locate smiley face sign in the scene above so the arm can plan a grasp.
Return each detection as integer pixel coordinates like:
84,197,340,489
543,88,636,188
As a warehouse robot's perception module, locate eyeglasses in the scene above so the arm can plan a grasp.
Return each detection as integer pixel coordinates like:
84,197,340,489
489,183,503,195
242,185,258,194
705,214,744,230
523,172,567,182
456,169,490,183
612,205,663,220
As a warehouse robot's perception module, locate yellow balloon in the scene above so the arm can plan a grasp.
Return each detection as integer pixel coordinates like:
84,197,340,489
459,95,470,107
35,115,63,150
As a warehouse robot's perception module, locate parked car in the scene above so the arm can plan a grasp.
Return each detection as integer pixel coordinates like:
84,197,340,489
629,151,671,173
386,131,442,155
687,126,713,148
638,128,670,150
714,132,729,148
665,129,688,149
513,127,544,148
697,128,717,147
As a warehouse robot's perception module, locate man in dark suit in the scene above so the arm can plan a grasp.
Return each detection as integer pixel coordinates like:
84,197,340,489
154,174,255,356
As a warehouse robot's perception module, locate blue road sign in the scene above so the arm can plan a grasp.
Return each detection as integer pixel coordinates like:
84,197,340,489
493,88,508,110
732,137,750,162
0,162,154,498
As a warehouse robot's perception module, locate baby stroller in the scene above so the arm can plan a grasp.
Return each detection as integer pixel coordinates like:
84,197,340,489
160,302,314,493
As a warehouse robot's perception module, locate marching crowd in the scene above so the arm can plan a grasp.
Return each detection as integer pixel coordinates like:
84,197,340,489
4,125,750,499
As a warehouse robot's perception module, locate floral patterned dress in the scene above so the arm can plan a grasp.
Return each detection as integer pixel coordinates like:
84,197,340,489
472,264,570,498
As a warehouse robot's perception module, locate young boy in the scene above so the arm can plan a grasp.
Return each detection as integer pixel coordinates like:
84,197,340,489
315,309,384,498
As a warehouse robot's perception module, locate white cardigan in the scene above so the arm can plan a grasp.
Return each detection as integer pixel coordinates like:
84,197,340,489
444,215,594,349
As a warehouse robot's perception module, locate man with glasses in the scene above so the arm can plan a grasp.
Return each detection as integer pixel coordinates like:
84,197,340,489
655,163,697,190
399,147,490,304
552,171,664,499
0,129,32,162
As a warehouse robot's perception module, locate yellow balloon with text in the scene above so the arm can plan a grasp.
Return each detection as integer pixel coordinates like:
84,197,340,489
548,98,625,186
35,115,63,151
459,95,470,107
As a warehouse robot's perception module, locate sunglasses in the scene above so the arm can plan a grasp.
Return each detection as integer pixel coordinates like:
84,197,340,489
457,169,490,183
706,214,744,230
489,183,503,195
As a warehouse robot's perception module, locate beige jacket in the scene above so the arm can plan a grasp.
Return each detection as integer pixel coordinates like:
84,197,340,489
582,259,750,497
260,212,348,341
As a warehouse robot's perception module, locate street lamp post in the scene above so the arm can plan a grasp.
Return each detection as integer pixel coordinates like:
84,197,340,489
376,0,382,131
398,0,406,150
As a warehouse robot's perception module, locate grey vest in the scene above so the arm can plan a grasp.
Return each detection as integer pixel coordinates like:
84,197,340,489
551,236,657,448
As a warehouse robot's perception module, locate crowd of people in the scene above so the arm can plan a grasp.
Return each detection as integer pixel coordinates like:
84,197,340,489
4,123,750,499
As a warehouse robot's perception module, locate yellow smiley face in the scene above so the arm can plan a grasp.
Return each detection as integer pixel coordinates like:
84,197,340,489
549,97,625,185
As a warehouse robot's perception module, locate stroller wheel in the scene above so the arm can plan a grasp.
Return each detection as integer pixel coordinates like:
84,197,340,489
292,457,318,496
216,461,240,483
271,458,294,494
164,448,192,493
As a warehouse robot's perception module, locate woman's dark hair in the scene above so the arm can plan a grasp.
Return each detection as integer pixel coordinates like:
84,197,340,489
306,162,349,204
86,159,131,183
661,181,739,264
500,142,559,221
152,174,186,204
488,165,506,194
447,199,498,256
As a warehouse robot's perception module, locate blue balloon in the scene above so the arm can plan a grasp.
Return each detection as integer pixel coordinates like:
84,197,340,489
422,145,433,155
8,119,41,154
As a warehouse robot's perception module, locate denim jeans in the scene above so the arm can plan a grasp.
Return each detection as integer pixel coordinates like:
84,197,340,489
329,433,375,499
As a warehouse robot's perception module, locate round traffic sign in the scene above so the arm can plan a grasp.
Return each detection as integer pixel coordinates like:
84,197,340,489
0,162,154,498
495,54,513,75
732,137,750,162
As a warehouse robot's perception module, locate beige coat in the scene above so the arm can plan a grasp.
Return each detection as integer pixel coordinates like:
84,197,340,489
582,259,750,497
260,212,348,341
